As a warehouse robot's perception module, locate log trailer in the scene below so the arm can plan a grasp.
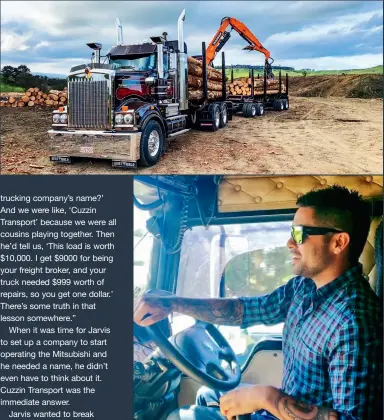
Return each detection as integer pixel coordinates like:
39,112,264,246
207,17,289,118
48,10,233,168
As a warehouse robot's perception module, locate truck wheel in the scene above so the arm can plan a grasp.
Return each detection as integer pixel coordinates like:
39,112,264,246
283,99,289,110
210,103,221,131
274,100,284,111
138,120,164,167
249,103,257,117
219,103,228,127
255,103,265,116
244,103,257,118
242,103,249,117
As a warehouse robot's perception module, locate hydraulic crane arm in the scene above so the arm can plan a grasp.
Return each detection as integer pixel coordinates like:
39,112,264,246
206,17,274,74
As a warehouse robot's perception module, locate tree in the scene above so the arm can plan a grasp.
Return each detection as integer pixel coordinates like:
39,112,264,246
1,65,17,83
1,64,31,85
302,70,307,77
16,64,31,75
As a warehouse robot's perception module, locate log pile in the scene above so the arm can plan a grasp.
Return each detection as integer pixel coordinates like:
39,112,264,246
227,77,286,96
187,56,224,100
0,87,67,108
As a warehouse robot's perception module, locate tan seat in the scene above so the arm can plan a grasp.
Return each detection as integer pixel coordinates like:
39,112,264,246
359,216,382,292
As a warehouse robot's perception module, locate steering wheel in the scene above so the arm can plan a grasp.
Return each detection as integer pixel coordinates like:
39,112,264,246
146,318,241,392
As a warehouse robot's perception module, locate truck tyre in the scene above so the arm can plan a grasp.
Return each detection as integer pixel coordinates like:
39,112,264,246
242,103,250,117
283,99,289,110
274,100,284,111
219,103,228,127
255,103,265,116
210,103,221,131
244,103,257,118
138,120,164,167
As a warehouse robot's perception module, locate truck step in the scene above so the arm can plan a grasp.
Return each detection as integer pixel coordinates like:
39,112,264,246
168,129,191,138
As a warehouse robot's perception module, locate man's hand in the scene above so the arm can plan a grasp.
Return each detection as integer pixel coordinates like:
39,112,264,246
134,292,175,327
219,385,271,419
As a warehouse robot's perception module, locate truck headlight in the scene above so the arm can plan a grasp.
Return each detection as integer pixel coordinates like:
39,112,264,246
60,114,67,123
124,113,133,124
115,114,124,124
53,114,60,123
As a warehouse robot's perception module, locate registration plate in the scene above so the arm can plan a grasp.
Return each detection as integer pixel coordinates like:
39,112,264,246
112,160,137,169
80,146,94,154
50,156,71,163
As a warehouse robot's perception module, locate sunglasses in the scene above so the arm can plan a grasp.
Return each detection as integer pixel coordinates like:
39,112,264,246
291,225,343,245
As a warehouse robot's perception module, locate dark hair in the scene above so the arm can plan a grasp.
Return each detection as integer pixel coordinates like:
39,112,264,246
296,185,371,263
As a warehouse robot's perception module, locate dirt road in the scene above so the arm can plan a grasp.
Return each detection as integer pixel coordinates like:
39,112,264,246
1,96,382,175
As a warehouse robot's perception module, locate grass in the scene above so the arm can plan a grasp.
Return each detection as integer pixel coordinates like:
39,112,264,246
223,65,383,78
0,83,25,93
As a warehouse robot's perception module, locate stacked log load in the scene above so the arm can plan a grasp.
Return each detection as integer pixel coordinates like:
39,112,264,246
0,87,67,108
187,57,224,100
227,77,286,96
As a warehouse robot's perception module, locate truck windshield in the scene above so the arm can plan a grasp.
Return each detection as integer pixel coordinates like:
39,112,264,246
111,54,156,71
174,221,293,365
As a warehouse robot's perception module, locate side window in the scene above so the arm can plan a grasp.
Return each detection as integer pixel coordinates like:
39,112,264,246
223,246,293,297
175,221,292,365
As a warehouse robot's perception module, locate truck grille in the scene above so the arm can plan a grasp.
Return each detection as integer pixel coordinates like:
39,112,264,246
68,80,109,128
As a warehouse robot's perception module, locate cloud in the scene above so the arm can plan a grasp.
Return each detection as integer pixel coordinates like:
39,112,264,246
265,9,383,45
1,1,382,74
1,31,33,52
34,41,51,49
275,53,383,70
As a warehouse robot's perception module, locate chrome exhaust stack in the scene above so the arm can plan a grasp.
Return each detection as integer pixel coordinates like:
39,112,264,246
177,9,188,110
157,43,164,79
115,18,123,45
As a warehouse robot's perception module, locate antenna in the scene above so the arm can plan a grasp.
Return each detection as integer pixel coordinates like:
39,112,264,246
115,18,123,45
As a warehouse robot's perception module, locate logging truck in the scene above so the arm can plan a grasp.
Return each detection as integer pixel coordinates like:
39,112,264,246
48,10,233,168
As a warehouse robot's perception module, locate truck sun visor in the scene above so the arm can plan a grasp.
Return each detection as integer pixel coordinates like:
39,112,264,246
109,43,157,57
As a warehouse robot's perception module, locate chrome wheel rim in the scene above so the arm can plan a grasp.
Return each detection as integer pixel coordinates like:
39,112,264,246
260,105,264,115
222,105,228,125
191,111,197,124
215,108,220,127
148,130,160,157
251,105,256,116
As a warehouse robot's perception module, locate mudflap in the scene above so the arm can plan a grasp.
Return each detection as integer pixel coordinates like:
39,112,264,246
225,101,234,121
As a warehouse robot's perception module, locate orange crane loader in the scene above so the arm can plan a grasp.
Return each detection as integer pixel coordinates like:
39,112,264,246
206,17,274,79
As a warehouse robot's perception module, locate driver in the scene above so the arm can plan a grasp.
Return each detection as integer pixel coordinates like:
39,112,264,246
134,185,383,420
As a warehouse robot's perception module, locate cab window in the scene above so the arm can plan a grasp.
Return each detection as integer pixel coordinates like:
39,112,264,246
134,206,154,298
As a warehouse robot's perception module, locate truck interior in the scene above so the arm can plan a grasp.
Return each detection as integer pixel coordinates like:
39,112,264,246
133,175,383,420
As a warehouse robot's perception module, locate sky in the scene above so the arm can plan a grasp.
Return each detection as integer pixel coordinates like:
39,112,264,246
1,1,383,76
